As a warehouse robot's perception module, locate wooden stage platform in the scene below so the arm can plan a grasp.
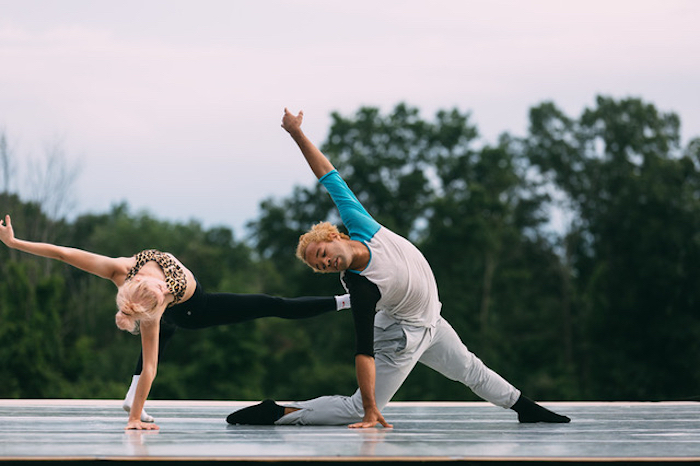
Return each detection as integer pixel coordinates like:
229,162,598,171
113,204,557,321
1,399,699,464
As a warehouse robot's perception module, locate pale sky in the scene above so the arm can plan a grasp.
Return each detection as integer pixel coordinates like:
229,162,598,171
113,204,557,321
1,0,699,239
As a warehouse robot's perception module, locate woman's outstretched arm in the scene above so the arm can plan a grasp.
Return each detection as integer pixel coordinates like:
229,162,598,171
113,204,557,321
0,214,126,283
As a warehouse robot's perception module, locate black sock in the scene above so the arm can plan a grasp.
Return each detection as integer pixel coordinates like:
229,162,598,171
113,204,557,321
226,399,285,425
511,395,571,423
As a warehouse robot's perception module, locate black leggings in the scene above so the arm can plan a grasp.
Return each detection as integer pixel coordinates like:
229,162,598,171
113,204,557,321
133,281,336,374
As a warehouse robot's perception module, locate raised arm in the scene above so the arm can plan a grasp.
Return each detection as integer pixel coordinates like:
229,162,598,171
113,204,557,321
0,214,125,283
281,108,335,179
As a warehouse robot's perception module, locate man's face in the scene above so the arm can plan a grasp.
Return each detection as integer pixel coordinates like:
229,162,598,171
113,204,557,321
304,235,353,273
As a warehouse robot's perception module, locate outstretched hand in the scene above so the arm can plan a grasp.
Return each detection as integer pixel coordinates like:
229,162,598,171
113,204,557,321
0,214,15,247
281,107,303,134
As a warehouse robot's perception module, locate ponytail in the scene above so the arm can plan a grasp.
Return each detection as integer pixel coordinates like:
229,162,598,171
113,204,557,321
115,308,139,334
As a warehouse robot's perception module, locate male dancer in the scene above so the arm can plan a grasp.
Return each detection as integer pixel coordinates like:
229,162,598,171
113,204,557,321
227,108,570,428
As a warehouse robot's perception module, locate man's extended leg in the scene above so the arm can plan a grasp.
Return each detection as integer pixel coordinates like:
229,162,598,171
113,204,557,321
418,317,569,423
417,317,520,407
229,322,427,426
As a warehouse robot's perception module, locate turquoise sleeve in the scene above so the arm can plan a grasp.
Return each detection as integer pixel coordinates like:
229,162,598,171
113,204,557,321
319,170,381,242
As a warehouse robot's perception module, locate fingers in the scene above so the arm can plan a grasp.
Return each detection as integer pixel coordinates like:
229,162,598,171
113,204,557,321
281,108,304,133
282,108,303,119
125,424,159,430
379,418,393,428
347,420,393,429
348,421,371,429
125,421,160,430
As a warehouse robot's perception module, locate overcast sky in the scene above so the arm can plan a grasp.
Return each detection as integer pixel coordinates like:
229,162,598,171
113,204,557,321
1,0,698,239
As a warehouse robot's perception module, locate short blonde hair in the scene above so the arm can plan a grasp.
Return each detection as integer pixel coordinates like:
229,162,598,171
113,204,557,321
115,280,161,334
296,221,349,270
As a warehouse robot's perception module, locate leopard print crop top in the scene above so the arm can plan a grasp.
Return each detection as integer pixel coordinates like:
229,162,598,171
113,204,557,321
125,249,188,307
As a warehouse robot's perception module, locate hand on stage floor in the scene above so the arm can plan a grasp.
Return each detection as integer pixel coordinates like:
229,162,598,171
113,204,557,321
125,419,160,430
348,407,393,429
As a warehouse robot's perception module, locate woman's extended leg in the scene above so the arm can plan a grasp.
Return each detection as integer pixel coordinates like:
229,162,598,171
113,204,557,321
170,292,348,329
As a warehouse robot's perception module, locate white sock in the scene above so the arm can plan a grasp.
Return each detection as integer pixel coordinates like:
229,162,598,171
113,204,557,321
122,375,155,422
335,294,351,310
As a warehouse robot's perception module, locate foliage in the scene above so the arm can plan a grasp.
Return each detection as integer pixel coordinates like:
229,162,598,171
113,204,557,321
2,96,699,403
526,96,700,400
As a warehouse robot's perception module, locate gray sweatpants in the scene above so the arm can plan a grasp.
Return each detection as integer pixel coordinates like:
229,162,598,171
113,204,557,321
276,316,521,425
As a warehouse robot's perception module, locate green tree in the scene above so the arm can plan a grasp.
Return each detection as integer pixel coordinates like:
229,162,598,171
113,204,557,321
406,133,568,401
5,97,698,404
526,95,700,400
0,193,93,398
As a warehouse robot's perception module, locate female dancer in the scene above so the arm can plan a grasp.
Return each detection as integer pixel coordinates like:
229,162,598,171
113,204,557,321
0,214,350,430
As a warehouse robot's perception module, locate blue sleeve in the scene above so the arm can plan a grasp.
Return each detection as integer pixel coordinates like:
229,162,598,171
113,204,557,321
319,170,380,242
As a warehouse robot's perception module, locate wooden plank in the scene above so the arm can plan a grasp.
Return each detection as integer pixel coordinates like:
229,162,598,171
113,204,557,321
1,400,699,463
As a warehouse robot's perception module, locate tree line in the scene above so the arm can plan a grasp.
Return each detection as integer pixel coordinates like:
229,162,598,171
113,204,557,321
2,95,699,402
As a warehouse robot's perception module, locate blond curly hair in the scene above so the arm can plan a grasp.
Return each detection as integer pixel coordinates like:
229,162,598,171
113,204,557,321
115,280,161,334
296,221,350,270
